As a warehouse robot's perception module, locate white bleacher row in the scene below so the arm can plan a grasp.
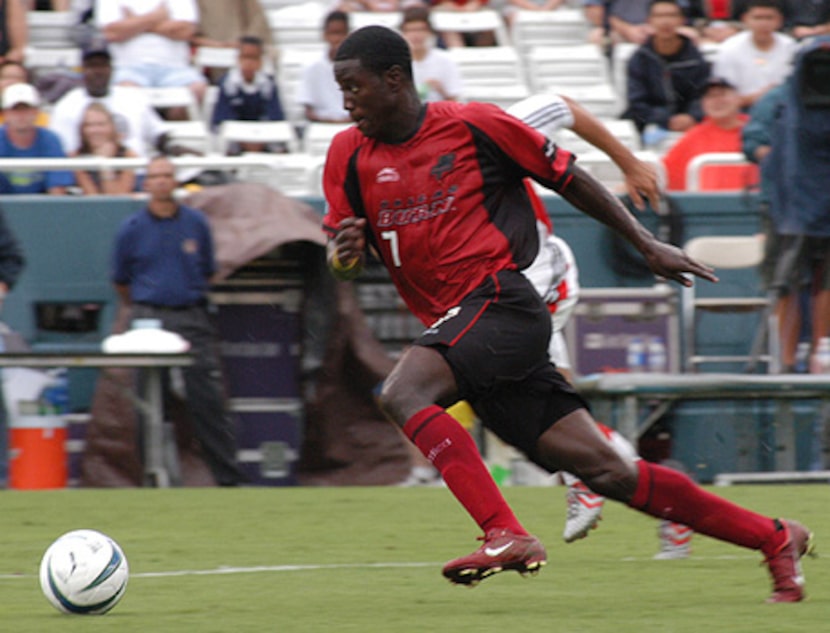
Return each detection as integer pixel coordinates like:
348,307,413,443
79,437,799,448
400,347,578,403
0,154,327,199
23,4,655,175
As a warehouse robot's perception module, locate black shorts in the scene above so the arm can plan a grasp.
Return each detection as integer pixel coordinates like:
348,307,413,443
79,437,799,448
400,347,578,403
413,269,588,454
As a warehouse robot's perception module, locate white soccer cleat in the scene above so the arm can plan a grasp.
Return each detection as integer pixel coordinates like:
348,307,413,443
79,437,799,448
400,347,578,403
654,520,693,560
562,479,605,543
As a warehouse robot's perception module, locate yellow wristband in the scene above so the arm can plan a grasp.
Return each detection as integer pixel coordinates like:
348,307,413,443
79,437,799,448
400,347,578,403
331,251,359,272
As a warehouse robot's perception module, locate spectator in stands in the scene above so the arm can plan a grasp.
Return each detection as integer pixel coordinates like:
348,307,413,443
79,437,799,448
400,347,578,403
0,83,74,194
335,0,400,11
661,77,757,190
0,62,49,126
683,0,742,43
743,37,830,371
429,0,498,47
582,0,609,45
400,6,464,102
622,0,710,138
71,102,138,195
111,155,245,487
49,42,168,158
711,0,796,110
0,0,27,65
96,0,207,120
210,35,286,153
191,0,274,85
0,203,26,488
503,0,566,31
27,1,70,8
297,11,352,124
790,0,830,40
741,82,800,370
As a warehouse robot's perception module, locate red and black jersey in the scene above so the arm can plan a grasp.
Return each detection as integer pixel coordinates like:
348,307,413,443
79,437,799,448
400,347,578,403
322,101,575,326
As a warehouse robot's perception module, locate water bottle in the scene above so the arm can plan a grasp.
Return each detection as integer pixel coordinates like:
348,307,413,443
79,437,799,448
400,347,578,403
647,336,668,373
626,336,646,372
795,341,811,374
810,337,830,374
40,369,70,415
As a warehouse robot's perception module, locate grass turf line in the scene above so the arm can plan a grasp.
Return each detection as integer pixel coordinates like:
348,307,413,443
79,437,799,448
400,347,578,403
0,485,827,633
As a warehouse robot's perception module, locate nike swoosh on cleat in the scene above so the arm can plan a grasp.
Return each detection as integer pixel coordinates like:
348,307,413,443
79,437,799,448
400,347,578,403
484,542,514,557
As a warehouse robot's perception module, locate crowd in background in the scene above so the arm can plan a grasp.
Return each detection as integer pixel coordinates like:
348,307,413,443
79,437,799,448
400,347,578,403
1,0,828,375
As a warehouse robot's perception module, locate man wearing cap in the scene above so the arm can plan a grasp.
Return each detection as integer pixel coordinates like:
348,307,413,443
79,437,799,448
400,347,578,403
49,42,168,158
0,83,74,195
661,77,758,190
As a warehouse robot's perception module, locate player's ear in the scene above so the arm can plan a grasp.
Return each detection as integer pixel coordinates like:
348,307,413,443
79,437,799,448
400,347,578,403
385,64,406,91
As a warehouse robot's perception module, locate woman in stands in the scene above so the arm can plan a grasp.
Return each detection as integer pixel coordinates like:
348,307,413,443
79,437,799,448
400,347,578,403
71,103,137,195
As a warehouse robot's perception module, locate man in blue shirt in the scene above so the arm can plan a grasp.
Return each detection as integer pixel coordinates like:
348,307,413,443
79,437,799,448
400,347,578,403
0,83,74,194
112,156,243,486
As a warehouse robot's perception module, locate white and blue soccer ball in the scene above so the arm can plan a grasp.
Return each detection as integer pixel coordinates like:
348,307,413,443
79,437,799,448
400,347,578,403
39,529,129,615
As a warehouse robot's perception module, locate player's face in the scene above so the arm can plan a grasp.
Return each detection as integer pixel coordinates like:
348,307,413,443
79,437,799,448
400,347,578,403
334,59,397,140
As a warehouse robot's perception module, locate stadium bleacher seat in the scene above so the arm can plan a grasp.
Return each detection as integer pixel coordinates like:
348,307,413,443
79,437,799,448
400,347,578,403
27,10,76,49
142,86,201,121
163,120,214,155
430,9,511,47
511,9,590,59
25,46,82,75
558,83,623,119
303,122,352,156
267,3,326,50
218,120,301,155
526,44,611,93
448,46,528,96
348,11,403,31
277,48,325,126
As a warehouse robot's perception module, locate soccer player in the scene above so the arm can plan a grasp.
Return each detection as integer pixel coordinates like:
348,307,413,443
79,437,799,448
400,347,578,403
322,25,813,603
505,94,692,555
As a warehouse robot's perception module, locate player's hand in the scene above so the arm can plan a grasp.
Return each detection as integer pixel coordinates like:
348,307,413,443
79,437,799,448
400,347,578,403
329,217,367,279
642,241,718,287
623,160,661,211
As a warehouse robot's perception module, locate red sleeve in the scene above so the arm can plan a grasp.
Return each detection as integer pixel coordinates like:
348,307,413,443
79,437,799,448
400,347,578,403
321,129,361,238
457,102,575,193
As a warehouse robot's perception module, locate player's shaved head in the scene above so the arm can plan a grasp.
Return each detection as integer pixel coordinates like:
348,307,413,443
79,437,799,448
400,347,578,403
335,25,413,81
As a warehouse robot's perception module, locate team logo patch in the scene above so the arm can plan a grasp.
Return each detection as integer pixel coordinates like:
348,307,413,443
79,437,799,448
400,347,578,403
430,153,456,181
181,238,198,254
376,167,400,183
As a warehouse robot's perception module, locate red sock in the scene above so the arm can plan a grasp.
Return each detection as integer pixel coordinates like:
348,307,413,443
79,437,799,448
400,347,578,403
629,460,785,554
403,405,527,535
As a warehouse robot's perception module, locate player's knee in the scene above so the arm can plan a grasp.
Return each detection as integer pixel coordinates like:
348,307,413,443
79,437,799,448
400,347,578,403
578,456,638,501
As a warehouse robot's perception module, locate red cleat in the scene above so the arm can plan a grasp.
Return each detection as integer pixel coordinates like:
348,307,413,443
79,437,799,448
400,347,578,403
442,528,547,586
764,519,815,604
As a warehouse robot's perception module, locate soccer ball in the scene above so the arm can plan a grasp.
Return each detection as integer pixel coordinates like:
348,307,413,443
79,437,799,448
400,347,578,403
39,529,129,615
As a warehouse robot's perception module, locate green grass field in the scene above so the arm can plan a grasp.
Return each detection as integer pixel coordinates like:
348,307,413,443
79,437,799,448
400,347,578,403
0,484,827,632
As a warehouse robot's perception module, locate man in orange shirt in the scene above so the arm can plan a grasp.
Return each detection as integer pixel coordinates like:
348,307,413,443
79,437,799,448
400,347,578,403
662,77,759,191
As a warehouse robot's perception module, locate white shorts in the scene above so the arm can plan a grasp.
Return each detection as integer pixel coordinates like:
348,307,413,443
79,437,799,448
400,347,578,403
522,223,580,368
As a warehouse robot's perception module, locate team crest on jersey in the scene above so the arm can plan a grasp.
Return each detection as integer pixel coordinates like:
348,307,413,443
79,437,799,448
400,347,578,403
181,238,198,254
376,167,400,183
430,153,456,181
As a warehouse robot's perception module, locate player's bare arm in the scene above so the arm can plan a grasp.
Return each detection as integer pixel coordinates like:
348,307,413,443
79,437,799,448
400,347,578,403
558,165,717,287
563,94,661,210
327,217,367,281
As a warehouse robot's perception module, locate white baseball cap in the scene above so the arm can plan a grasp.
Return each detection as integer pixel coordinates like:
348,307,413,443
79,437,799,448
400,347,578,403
3,83,40,109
